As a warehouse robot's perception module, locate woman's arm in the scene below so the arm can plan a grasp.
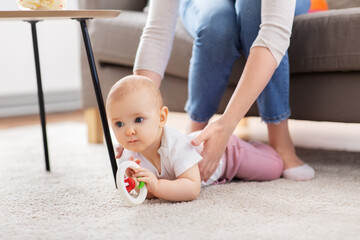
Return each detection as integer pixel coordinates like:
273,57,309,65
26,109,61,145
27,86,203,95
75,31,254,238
134,69,162,87
194,47,277,181
252,0,296,66
133,0,180,82
222,47,277,129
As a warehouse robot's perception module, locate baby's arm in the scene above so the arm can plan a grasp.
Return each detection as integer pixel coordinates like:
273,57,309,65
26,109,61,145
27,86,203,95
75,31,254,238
134,164,201,201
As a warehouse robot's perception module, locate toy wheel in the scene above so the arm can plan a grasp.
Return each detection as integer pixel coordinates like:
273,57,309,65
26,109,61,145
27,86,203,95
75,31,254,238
116,161,148,206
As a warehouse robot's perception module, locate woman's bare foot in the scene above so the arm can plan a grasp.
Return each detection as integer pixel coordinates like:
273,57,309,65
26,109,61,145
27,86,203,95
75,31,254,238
186,119,208,134
274,148,304,170
267,119,315,180
267,119,304,169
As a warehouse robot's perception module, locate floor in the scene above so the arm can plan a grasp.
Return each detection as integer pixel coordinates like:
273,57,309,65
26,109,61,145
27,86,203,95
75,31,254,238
1,119,359,240
0,110,359,152
0,110,85,129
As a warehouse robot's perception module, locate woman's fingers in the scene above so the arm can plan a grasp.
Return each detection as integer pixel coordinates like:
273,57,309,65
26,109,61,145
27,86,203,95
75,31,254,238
199,139,227,180
196,120,232,181
198,148,219,181
191,128,209,146
200,156,220,181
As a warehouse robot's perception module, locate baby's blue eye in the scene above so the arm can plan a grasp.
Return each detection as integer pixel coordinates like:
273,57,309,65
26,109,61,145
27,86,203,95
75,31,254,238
115,121,124,127
135,117,144,123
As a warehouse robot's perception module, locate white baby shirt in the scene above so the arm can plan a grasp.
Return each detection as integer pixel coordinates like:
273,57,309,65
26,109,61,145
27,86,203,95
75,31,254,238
118,126,223,187
119,126,202,180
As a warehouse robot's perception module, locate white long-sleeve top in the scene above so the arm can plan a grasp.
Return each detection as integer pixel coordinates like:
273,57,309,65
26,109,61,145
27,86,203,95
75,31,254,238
134,0,296,78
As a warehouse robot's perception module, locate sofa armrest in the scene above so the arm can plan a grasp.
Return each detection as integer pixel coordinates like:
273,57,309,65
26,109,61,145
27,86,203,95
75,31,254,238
78,0,147,11
289,7,360,73
327,0,360,9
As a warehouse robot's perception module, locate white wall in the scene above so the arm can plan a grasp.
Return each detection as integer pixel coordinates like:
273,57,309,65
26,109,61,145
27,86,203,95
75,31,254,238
0,0,82,117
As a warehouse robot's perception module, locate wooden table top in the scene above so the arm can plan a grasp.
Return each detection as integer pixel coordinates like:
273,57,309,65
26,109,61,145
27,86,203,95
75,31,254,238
0,10,121,21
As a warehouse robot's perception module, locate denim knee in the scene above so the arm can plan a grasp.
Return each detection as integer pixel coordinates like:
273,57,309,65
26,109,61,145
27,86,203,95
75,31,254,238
235,0,262,56
185,6,240,122
194,9,239,54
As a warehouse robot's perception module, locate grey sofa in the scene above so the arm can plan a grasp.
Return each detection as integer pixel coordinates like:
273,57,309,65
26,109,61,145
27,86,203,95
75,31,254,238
79,0,360,143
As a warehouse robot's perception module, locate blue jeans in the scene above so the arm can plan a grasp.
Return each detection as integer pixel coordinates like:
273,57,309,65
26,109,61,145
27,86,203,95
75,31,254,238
179,0,310,123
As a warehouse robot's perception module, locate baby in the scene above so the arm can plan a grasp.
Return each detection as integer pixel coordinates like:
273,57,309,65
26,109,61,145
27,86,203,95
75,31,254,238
106,75,284,202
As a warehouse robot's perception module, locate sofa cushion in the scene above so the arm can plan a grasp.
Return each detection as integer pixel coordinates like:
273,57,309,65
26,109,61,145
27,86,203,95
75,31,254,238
89,11,147,68
289,7,360,73
90,8,360,80
89,11,193,80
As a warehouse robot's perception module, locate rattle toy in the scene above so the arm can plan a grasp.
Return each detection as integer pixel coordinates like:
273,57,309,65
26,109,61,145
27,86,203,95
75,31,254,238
116,161,147,206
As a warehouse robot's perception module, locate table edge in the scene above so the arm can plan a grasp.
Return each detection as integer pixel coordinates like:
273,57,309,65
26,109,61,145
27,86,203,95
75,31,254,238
0,10,121,21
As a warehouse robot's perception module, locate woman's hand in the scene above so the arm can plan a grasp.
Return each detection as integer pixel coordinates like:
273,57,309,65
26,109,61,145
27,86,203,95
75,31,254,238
191,117,234,182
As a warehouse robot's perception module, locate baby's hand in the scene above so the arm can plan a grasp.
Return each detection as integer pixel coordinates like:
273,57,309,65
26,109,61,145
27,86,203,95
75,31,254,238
133,168,159,194
124,156,141,178
115,144,124,159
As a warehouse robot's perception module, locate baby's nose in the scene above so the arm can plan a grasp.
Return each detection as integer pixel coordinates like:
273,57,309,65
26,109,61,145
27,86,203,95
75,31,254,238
126,127,136,136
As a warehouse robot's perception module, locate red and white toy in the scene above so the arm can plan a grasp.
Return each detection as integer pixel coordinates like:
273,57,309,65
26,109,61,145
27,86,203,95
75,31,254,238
116,161,147,206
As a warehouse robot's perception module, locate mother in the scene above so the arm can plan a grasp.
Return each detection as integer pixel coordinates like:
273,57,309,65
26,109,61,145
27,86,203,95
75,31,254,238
133,0,315,181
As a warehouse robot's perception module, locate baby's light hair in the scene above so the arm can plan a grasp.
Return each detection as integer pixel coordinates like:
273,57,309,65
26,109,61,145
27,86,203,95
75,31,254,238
106,75,163,110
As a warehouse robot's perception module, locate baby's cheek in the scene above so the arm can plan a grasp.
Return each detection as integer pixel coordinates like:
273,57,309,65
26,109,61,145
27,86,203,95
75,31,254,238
115,131,125,144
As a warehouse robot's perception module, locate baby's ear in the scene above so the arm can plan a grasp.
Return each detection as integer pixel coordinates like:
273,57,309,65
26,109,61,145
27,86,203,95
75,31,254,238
159,106,168,127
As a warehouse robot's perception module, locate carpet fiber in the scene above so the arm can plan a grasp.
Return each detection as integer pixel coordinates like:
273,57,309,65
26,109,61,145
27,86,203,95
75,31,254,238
0,122,359,239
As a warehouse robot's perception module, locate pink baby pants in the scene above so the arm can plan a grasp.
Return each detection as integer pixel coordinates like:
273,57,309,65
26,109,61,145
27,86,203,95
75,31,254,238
218,135,284,183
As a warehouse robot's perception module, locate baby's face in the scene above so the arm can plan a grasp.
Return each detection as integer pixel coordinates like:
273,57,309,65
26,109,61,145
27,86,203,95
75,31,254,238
107,90,162,153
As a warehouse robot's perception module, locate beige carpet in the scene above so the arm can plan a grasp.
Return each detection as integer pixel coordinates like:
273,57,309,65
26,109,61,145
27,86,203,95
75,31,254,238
0,122,359,240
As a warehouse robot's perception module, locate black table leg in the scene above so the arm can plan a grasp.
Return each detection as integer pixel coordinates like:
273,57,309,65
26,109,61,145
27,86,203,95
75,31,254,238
29,21,50,172
77,19,117,187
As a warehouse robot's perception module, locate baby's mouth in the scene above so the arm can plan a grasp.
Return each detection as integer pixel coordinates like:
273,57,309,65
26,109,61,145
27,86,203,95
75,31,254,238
128,140,139,143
